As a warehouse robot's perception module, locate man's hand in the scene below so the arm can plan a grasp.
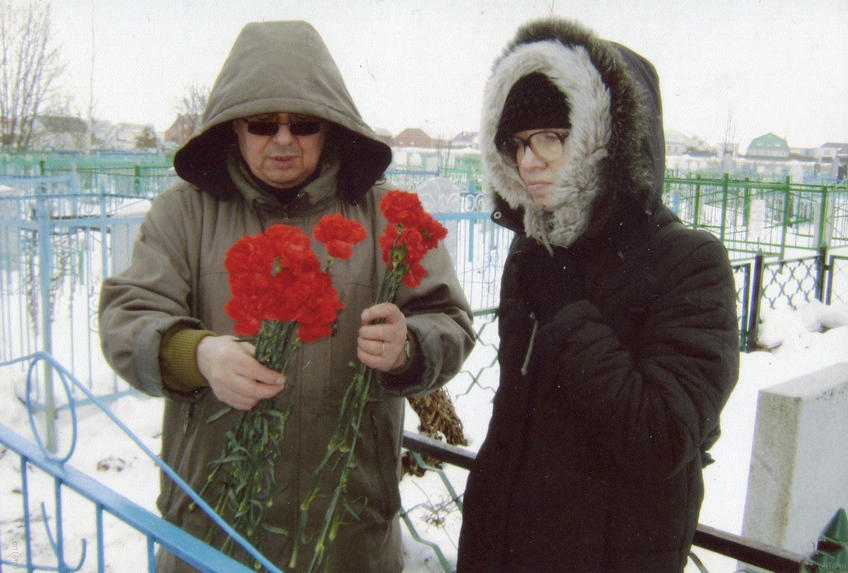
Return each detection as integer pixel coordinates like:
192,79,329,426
357,303,409,372
196,335,286,410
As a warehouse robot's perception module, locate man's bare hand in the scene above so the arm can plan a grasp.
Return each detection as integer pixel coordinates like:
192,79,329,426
357,302,409,372
196,335,286,410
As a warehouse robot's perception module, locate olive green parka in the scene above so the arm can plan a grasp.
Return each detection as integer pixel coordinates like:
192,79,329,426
98,21,474,572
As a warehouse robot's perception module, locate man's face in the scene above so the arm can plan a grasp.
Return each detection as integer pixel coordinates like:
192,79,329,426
233,112,328,189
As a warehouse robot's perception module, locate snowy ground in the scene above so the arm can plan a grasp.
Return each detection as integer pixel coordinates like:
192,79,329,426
2,302,847,572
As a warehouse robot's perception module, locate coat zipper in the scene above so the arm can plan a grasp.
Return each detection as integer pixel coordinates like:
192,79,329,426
520,312,539,376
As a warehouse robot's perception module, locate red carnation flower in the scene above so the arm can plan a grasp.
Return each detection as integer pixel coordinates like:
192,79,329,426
379,190,425,226
376,190,448,290
313,214,368,260
225,224,343,338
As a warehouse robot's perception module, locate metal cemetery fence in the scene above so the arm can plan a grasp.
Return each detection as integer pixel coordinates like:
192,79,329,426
2,175,844,392
2,159,848,571
733,248,848,351
666,173,848,259
0,352,279,572
3,329,829,573
0,176,508,400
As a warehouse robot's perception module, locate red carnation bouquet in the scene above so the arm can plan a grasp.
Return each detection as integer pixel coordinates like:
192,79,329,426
201,214,367,564
293,191,447,571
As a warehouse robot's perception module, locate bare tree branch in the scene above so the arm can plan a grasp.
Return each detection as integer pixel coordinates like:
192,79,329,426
0,0,64,151
176,82,209,134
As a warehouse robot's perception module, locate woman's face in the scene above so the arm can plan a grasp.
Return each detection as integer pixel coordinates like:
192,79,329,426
504,128,570,210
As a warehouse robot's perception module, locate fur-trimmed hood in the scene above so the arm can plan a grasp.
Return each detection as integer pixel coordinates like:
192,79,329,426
173,21,391,203
482,18,665,249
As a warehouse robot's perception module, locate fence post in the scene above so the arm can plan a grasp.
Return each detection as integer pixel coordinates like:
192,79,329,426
720,173,729,242
816,184,830,248
134,162,141,196
815,246,827,303
693,174,702,229
780,176,792,260
35,194,57,452
746,252,765,353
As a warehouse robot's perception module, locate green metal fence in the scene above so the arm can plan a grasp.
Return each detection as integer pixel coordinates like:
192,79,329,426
665,173,848,259
4,152,846,260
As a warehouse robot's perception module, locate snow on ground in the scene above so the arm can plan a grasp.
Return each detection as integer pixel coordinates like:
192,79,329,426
2,302,847,571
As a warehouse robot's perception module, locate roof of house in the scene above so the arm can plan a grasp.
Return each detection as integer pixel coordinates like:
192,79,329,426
395,127,431,139
749,133,789,150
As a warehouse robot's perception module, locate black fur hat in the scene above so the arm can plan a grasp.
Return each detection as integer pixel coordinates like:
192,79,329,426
495,72,571,145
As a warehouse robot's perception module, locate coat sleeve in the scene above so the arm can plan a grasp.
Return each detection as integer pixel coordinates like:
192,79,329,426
535,231,739,480
378,241,475,397
98,187,203,398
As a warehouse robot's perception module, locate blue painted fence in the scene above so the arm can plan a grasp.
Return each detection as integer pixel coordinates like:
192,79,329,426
2,169,846,571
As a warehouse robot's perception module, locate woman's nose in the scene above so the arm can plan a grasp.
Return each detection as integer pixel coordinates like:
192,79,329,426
518,144,546,169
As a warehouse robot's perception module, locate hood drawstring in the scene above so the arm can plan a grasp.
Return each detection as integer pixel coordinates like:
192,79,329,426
520,312,539,376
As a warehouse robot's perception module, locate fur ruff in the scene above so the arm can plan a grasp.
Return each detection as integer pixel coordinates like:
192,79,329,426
481,41,611,249
482,18,662,249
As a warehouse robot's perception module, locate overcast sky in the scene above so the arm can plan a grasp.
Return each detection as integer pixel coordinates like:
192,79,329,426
47,0,846,149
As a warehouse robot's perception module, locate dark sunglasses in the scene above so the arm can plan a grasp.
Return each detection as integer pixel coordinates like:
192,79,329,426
244,118,323,137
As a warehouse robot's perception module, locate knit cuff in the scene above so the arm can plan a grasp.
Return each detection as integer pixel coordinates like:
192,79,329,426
159,326,216,393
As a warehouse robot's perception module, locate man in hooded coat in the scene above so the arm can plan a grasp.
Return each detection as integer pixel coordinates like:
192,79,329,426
457,18,739,572
98,21,474,572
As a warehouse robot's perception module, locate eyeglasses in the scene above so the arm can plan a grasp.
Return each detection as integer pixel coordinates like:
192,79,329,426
243,117,324,137
497,130,570,167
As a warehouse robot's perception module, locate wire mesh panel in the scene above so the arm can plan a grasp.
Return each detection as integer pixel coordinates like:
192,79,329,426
760,255,825,311
826,255,848,305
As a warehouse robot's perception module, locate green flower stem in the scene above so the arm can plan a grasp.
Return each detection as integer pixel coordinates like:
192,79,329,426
305,364,373,573
255,320,299,372
293,265,406,572
198,319,295,567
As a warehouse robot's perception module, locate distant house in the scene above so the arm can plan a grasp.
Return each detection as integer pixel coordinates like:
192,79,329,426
164,114,198,146
817,142,848,180
789,147,817,160
373,128,394,147
393,128,433,148
665,130,690,156
817,142,848,161
450,131,478,149
746,133,790,159
664,130,714,157
109,123,153,150
33,115,88,150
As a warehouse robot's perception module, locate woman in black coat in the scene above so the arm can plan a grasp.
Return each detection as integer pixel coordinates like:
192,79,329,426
457,18,740,573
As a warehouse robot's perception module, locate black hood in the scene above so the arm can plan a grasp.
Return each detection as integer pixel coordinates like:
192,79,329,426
483,18,666,248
